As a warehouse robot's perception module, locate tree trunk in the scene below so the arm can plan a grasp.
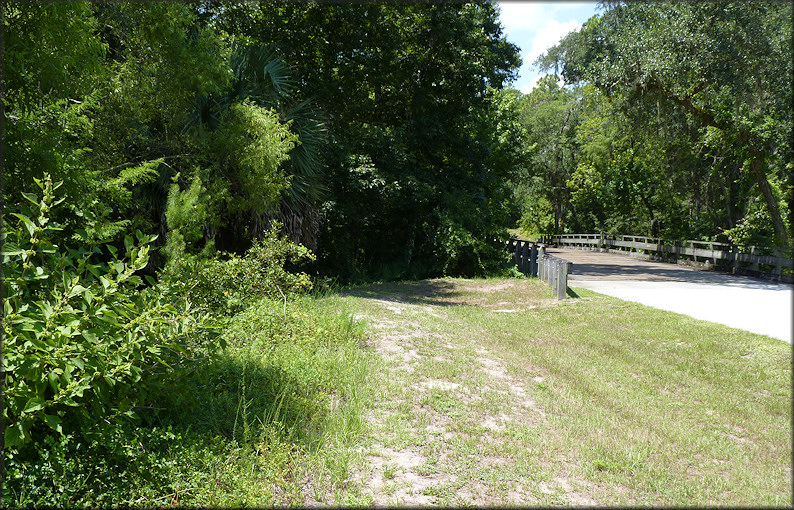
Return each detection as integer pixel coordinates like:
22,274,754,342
747,153,788,246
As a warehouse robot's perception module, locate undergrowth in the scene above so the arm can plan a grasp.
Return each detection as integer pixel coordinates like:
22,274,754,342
4,296,371,507
2,176,372,506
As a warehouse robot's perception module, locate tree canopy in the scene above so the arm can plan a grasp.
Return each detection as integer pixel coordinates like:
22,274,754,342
526,0,791,246
3,1,523,281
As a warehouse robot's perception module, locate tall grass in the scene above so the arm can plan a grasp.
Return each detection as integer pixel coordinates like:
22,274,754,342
3,295,372,507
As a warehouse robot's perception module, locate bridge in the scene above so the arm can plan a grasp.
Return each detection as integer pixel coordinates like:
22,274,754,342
546,246,793,343
505,235,793,343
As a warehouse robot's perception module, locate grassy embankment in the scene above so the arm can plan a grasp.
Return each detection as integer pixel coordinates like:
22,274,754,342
331,277,791,506
5,294,374,507
14,277,788,506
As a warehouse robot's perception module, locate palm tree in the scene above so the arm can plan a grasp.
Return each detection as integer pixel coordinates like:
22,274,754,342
187,42,327,251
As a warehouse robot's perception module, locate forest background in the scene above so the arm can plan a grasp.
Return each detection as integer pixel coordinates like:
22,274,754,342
2,0,791,505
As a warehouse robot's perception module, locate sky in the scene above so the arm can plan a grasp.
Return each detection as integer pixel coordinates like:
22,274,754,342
496,1,602,93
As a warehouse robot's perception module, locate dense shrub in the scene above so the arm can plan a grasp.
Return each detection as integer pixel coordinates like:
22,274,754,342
162,222,315,317
2,176,219,466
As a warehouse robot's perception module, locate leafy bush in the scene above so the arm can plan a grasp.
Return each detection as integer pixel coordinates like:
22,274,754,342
722,209,778,247
1,175,219,451
163,222,315,316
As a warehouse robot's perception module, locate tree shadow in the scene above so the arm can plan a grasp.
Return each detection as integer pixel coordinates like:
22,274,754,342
340,279,466,307
148,349,331,449
561,260,789,289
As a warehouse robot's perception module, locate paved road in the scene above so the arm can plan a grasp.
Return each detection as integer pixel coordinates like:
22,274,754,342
546,247,793,343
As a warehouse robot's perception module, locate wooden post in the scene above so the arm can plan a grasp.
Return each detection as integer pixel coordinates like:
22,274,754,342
557,261,571,299
530,244,538,277
521,242,530,275
750,246,759,272
556,259,564,299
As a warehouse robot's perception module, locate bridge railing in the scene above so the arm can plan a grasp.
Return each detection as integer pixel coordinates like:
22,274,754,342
545,233,793,283
504,240,572,299
538,246,573,299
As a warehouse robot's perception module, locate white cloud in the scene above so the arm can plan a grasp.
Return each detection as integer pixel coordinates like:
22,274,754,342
497,2,545,31
497,2,598,93
526,19,581,67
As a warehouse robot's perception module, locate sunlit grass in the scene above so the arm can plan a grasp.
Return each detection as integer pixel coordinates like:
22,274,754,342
336,277,792,506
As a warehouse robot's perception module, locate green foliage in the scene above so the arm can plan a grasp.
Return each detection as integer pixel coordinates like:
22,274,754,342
3,294,370,507
213,1,523,280
519,195,555,236
722,209,776,247
537,0,792,245
163,222,315,317
208,100,297,216
1,176,219,450
164,173,209,259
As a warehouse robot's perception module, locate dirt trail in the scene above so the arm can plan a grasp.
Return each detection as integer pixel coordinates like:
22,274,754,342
341,279,600,506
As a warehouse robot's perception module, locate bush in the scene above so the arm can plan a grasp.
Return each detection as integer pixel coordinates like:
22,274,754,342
163,222,315,316
1,175,220,451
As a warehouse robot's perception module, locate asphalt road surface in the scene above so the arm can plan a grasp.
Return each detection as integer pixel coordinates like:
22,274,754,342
546,247,793,343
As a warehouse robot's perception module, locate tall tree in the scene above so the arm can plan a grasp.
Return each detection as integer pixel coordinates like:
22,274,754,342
540,1,792,245
208,1,522,278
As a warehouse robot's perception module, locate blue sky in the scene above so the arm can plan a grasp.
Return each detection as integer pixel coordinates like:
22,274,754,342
496,1,602,93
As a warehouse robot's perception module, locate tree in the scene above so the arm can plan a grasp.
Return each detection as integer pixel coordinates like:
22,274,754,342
515,75,581,234
540,1,792,245
207,1,522,278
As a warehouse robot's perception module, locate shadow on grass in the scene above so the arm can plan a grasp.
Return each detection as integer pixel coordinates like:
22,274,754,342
566,287,580,299
340,279,465,308
4,353,317,507
151,352,328,448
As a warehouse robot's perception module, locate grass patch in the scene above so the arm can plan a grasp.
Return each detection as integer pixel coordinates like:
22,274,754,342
4,295,373,506
335,277,792,506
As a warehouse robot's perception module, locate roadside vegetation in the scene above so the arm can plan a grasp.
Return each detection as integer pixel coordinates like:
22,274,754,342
3,1,791,506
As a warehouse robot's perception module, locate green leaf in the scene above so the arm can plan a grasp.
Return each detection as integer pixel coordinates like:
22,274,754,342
22,396,46,414
10,213,36,237
49,371,62,392
67,284,88,298
5,423,25,448
42,414,63,433
1,243,25,257
21,192,40,205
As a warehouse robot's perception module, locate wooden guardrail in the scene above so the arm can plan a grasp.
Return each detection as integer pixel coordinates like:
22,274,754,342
542,233,793,283
538,246,573,299
504,240,572,299
506,239,539,277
